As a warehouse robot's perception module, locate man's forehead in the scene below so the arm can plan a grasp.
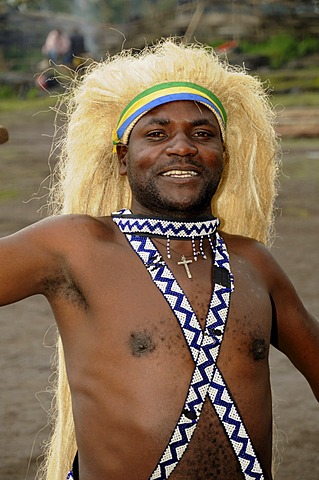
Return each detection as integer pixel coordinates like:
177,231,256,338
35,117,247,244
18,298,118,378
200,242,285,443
137,100,219,124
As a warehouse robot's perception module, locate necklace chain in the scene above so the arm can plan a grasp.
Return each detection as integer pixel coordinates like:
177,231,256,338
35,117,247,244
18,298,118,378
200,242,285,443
153,237,215,279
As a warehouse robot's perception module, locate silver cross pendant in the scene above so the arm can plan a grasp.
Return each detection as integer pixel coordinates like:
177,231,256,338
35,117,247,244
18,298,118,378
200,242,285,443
177,255,193,279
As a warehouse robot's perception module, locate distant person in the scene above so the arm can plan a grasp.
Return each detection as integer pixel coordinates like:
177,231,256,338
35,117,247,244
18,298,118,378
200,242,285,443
42,29,71,64
70,28,86,58
69,28,86,68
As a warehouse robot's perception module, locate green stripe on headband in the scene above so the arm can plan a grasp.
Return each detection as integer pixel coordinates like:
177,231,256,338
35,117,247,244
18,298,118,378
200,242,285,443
112,82,227,150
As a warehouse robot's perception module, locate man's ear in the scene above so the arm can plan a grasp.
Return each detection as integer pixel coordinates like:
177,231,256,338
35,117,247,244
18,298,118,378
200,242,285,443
116,144,129,175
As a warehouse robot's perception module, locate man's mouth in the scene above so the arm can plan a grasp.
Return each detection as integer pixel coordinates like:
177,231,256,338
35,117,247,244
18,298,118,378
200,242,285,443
161,170,199,178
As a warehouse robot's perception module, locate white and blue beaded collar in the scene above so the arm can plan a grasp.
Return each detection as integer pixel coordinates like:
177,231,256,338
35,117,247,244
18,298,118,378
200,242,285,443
112,209,219,239
112,209,219,262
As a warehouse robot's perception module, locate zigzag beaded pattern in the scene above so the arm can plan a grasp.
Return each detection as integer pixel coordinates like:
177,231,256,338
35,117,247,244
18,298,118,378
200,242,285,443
112,212,219,239
209,368,264,479
130,234,229,479
123,231,264,480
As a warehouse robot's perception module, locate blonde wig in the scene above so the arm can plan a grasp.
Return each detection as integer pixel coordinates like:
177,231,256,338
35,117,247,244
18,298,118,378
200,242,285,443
40,38,280,480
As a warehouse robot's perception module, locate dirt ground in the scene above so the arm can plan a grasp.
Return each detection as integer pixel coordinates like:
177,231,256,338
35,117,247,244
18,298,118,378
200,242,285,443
0,102,318,480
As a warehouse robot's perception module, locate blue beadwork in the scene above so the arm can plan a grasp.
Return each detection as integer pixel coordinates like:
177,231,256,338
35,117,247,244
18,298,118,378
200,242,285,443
113,210,264,480
112,209,219,239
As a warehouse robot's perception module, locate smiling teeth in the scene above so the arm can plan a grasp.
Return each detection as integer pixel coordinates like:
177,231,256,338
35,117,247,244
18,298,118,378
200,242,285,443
162,170,198,178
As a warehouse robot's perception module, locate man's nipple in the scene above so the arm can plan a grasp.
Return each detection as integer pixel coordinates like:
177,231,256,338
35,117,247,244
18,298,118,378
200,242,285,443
129,331,156,357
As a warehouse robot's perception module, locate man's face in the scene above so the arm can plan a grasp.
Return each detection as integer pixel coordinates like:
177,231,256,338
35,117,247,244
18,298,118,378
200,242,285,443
117,100,224,217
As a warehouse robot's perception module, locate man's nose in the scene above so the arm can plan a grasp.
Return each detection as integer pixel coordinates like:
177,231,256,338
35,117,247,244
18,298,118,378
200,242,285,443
165,133,198,156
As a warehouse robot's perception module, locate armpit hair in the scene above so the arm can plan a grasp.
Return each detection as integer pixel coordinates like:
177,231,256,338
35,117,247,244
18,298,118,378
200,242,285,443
41,270,89,310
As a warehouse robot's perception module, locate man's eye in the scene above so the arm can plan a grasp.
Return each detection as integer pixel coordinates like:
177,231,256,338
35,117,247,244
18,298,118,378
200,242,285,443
146,131,166,139
193,130,214,138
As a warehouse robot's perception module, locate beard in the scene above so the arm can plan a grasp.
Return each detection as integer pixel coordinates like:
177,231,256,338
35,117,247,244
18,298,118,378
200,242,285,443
127,157,223,218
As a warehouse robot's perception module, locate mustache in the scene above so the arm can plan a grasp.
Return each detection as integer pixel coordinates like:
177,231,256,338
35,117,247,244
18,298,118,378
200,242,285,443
155,156,206,172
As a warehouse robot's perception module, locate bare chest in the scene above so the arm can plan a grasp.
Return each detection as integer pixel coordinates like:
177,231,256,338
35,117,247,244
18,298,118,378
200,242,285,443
56,246,273,479
56,243,272,373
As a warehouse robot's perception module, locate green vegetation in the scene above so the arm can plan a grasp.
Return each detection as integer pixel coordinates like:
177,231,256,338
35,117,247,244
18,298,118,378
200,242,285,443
260,68,319,92
0,85,44,101
257,66,319,106
271,92,319,107
240,33,319,69
237,33,319,104
0,189,18,202
0,91,54,111
4,45,43,71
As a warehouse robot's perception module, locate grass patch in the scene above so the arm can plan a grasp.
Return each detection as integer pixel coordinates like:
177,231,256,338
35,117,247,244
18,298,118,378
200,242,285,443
0,94,56,113
259,68,319,94
270,92,319,107
0,189,18,202
283,137,319,150
256,67,319,106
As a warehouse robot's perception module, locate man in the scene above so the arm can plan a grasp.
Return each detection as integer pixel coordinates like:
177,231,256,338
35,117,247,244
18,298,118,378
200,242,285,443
1,39,318,480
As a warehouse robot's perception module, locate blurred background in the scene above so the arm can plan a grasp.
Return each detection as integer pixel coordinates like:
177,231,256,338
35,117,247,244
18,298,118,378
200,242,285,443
0,0,319,92
0,1,319,480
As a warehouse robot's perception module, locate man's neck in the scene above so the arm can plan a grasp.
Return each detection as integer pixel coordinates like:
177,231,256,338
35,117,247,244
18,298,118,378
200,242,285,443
129,203,214,220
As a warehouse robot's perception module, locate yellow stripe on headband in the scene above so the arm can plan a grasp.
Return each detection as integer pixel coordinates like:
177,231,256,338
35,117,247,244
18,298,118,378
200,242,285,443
112,82,227,151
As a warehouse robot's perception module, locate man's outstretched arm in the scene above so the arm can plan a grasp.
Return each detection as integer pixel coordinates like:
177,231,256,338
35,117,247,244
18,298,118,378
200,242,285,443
256,242,319,401
0,217,66,307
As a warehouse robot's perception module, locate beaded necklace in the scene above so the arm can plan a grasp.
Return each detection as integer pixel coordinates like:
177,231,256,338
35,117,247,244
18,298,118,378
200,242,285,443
112,210,219,278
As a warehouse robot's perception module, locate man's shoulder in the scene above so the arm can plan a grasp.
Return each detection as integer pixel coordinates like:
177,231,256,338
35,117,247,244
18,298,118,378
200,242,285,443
27,213,116,244
221,230,285,288
220,231,265,253
220,230,274,270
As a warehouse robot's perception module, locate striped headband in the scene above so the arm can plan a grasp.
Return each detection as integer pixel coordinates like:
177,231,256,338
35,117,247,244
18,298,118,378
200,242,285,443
112,82,227,151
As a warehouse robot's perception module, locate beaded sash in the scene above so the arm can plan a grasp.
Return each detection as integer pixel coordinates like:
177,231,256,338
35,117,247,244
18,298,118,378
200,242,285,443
113,210,264,480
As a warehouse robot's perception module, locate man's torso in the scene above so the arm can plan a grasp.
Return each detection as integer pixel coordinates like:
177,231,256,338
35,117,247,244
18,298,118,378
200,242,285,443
43,215,274,480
